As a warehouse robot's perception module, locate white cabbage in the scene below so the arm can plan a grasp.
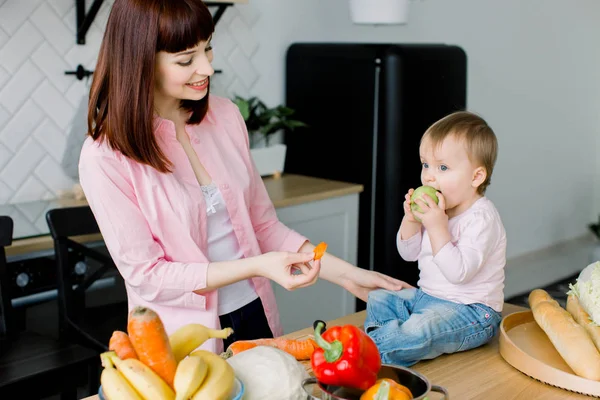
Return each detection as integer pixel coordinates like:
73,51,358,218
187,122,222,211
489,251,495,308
568,261,600,325
226,346,310,400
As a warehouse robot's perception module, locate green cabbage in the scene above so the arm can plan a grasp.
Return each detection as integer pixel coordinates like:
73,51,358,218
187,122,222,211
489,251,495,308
568,261,600,326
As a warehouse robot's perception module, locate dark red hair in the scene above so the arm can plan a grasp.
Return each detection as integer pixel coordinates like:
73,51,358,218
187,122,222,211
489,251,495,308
88,0,214,172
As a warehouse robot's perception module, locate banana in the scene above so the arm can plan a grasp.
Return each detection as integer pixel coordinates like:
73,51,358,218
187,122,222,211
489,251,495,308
101,367,143,400
174,355,209,400
189,350,235,400
106,351,176,400
170,324,234,362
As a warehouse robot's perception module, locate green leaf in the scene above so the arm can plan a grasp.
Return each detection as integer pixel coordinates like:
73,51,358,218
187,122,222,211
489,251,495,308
275,106,295,116
261,122,280,135
285,120,308,129
228,95,308,147
237,102,250,120
232,96,250,120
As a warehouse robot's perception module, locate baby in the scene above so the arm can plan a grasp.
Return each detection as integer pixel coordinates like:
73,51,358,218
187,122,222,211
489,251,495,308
365,111,507,367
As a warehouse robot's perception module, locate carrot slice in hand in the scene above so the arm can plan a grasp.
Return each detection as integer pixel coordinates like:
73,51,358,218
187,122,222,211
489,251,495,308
127,306,177,388
109,330,138,360
313,242,328,260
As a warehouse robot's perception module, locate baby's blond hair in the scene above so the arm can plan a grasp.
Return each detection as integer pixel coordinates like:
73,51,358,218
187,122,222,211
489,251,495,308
422,111,498,194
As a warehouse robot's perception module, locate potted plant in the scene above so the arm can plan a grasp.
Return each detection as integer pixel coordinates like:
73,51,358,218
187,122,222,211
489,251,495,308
349,0,410,25
233,95,307,177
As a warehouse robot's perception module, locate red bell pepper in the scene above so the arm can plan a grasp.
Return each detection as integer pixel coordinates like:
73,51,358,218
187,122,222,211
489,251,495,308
311,321,382,390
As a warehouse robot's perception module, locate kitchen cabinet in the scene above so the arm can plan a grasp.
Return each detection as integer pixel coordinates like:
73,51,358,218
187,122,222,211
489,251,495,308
274,192,360,334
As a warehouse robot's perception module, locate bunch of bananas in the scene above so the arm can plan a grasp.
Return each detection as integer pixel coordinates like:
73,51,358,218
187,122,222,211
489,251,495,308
101,323,236,400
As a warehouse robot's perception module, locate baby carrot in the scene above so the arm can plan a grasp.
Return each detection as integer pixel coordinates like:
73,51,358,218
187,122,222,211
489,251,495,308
108,330,138,360
313,242,328,260
222,337,318,360
127,306,177,388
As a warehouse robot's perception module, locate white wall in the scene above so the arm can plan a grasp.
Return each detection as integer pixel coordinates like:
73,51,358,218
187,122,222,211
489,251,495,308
1,0,599,260
243,0,600,260
0,0,260,204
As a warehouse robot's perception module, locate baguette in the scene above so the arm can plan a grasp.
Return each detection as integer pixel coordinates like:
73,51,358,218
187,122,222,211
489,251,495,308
531,296,600,380
567,294,600,352
528,288,560,309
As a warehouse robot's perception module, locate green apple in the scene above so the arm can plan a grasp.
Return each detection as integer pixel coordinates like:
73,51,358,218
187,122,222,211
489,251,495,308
410,186,440,216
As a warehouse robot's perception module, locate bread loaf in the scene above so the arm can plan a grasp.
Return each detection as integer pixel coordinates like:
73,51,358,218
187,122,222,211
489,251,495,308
567,294,600,352
528,288,559,309
531,295,600,380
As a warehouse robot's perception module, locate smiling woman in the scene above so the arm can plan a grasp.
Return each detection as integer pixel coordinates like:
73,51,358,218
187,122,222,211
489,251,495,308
80,0,407,356
154,38,214,118
88,0,215,173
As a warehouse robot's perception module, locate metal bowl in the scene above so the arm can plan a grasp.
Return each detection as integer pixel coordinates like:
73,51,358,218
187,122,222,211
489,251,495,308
302,364,449,400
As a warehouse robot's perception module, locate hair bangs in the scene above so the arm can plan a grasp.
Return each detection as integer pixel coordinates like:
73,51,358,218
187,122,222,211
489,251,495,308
157,0,214,54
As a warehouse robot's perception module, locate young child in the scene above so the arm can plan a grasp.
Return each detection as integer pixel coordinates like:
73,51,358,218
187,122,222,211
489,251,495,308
364,111,507,367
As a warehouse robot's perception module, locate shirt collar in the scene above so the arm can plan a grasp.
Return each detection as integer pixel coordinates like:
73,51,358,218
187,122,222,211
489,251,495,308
153,106,215,139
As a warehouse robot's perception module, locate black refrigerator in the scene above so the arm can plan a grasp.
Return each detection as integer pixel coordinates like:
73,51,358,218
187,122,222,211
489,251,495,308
283,43,467,310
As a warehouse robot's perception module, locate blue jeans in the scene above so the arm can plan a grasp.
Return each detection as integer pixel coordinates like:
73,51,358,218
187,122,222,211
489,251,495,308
364,288,501,367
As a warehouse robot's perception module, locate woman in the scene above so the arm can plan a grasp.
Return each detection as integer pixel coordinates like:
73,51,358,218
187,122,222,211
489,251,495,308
80,0,409,353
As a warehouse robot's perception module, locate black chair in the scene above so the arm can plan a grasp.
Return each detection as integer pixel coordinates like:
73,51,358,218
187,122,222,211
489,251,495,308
45,206,128,354
0,215,99,399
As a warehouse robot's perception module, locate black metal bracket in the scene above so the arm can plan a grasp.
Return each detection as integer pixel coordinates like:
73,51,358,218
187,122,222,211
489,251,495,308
74,1,234,45
76,0,104,45
205,2,234,25
65,64,94,81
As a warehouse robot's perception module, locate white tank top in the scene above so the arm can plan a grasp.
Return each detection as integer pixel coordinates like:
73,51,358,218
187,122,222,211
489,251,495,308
201,183,259,315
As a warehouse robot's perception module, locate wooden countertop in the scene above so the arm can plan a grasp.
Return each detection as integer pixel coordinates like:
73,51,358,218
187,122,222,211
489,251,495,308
284,303,589,400
6,174,363,258
83,303,591,400
262,174,363,208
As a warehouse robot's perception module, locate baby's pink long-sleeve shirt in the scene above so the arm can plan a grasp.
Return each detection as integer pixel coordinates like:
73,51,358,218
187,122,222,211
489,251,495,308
397,197,507,312
78,96,307,353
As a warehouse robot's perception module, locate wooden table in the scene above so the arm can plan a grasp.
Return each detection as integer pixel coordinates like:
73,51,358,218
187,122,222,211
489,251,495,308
83,303,593,400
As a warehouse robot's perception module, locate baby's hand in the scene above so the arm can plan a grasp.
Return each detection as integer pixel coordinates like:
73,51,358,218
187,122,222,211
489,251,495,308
403,189,421,224
412,192,448,232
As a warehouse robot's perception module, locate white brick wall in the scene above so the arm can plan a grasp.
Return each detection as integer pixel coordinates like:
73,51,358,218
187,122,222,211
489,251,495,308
0,0,260,205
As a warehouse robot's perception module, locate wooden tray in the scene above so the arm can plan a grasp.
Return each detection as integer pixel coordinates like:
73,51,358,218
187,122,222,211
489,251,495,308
499,310,600,397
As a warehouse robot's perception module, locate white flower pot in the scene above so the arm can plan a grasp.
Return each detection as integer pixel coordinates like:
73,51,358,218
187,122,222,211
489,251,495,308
250,144,287,177
349,0,410,25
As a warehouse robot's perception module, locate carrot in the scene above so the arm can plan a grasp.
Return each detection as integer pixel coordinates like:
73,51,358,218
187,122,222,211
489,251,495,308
108,330,138,360
127,306,177,388
313,242,328,260
221,337,318,360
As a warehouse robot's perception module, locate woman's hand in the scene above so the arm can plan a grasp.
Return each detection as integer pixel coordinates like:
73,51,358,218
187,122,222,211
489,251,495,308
338,267,413,302
257,251,321,291
199,251,320,294
297,241,412,301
